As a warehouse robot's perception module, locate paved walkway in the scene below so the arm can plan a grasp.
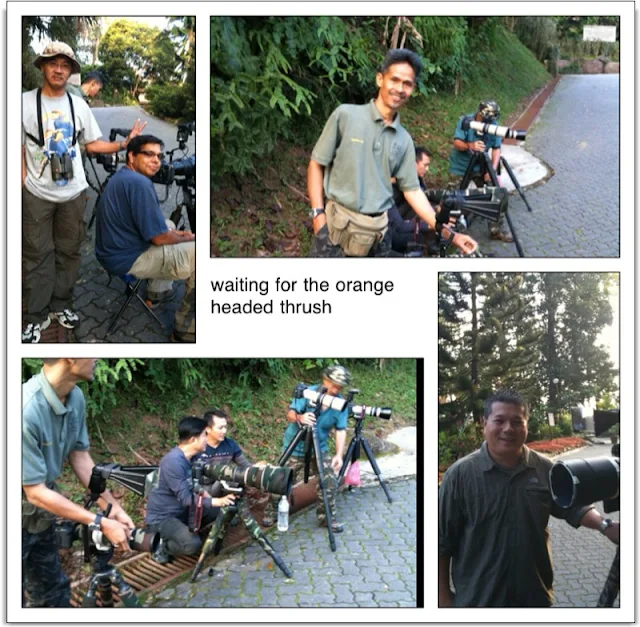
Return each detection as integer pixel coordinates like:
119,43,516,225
147,478,417,608
74,106,194,343
467,74,620,257
550,443,620,607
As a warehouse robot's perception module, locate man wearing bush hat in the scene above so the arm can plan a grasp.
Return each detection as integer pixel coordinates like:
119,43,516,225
22,41,146,343
438,388,620,607
262,364,351,532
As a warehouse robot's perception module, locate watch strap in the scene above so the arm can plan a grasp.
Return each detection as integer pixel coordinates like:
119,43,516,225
599,518,613,535
89,513,104,531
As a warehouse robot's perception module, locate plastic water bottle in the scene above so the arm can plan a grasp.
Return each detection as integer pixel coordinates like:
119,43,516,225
277,495,289,531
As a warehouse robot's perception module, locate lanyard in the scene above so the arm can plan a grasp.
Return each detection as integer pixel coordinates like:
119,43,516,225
25,88,77,148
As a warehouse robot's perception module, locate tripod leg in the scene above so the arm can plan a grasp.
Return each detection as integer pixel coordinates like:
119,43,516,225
237,499,293,578
111,568,142,608
337,437,358,484
597,547,620,607
500,156,533,213
361,438,394,503
485,158,525,257
278,427,307,466
81,577,99,607
190,506,235,582
312,428,336,552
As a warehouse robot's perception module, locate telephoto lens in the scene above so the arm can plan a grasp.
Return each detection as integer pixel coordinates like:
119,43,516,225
549,457,619,508
128,528,160,553
350,405,392,420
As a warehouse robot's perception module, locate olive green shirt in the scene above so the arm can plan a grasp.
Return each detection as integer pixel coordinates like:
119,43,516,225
439,442,593,607
311,100,420,215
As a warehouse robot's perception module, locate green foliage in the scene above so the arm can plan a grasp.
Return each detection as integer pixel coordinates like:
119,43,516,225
438,423,484,465
146,83,191,119
514,17,557,61
439,273,618,451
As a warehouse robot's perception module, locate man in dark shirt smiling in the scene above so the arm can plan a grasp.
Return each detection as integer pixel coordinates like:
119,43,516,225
438,389,620,607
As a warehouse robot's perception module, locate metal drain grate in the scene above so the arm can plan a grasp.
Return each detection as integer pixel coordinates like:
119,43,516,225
69,480,319,606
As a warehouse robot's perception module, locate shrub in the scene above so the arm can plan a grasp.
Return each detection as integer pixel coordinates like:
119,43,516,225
439,422,484,467
146,83,195,121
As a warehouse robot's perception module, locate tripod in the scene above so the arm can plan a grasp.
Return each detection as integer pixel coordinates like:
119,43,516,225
337,417,393,503
459,150,532,257
80,544,141,607
190,483,292,581
85,157,117,231
278,399,337,552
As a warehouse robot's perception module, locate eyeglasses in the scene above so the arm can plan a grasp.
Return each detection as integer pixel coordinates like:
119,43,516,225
138,150,165,160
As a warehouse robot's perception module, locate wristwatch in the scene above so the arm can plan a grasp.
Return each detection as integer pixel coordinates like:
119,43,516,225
88,513,104,534
309,207,325,219
599,518,613,535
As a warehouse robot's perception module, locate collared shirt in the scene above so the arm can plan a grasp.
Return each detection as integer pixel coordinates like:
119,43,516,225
22,369,90,486
448,114,502,176
311,100,420,215
439,442,593,607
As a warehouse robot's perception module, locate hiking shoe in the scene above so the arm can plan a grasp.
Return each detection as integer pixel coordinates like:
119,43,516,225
490,230,514,243
318,519,345,533
151,539,172,565
50,309,80,329
22,318,51,343
261,515,275,528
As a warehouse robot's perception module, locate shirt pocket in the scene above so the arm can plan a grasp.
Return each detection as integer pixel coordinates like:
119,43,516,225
525,485,553,529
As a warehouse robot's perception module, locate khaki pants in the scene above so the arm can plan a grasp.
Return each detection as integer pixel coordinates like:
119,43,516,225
22,187,87,323
128,241,196,340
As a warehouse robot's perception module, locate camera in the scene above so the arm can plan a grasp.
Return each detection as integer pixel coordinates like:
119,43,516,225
176,121,195,148
350,404,392,420
427,187,507,225
55,521,159,553
94,128,131,173
152,154,196,186
461,116,526,141
292,383,348,412
194,461,293,496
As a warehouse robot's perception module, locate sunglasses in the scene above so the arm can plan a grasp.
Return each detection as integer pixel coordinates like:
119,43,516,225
138,150,165,160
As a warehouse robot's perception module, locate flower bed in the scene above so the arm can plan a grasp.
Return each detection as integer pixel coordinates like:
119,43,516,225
527,437,588,455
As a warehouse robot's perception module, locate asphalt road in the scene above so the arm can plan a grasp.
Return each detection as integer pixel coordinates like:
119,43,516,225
467,74,620,257
74,106,195,343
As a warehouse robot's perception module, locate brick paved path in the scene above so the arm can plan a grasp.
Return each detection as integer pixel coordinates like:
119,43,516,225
148,478,417,608
74,106,194,342
467,75,620,257
550,443,620,607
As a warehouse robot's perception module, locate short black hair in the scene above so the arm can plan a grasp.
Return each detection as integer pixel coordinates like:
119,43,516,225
415,146,432,161
178,416,208,442
83,71,105,86
127,135,164,158
484,390,529,420
379,48,423,80
203,408,228,427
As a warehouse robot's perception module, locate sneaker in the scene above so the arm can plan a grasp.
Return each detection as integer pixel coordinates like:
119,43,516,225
50,309,80,329
22,318,51,343
318,519,345,533
151,538,172,565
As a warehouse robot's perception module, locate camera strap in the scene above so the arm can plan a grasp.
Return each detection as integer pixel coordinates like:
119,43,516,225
25,88,78,148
